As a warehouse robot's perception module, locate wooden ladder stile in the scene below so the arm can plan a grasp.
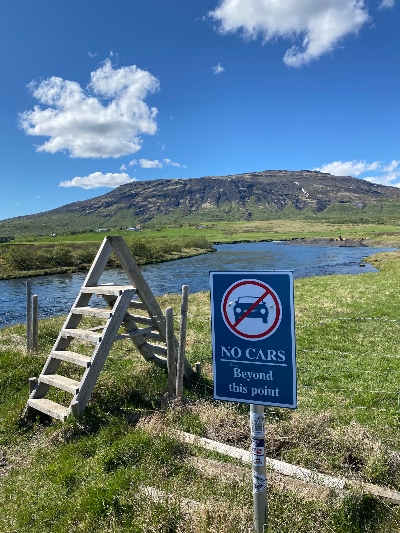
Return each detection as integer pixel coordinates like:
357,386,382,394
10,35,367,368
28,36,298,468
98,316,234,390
23,236,194,421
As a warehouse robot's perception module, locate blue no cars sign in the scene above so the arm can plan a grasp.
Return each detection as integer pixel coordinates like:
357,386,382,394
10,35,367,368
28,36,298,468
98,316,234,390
210,271,297,408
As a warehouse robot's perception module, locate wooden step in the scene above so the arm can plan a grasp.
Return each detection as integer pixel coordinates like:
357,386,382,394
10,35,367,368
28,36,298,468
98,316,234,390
129,301,147,311
115,327,156,341
39,374,81,394
61,328,102,343
143,331,163,341
51,350,92,368
146,343,167,356
81,285,135,296
130,315,154,326
72,307,112,319
28,398,69,421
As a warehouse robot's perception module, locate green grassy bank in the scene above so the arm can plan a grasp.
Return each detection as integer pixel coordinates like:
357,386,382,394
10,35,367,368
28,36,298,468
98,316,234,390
2,219,400,280
0,235,213,279
1,252,400,531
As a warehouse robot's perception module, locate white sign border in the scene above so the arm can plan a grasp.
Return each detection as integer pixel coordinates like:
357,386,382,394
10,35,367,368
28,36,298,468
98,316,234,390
210,270,297,409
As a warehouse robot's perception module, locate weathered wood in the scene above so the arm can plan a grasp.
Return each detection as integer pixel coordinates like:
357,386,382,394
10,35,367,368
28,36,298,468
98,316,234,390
72,307,113,319
29,377,37,394
74,289,135,413
81,285,134,296
28,398,69,421
51,351,92,367
166,307,176,396
176,431,400,505
106,236,195,379
146,343,167,356
175,431,346,490
26,280,32,351
70,401,80,418
82,237,114,287
61,328,103,343
128,315,154,325
128,301,147,310
32,294,38,349
39,374,81,394
176,285,188,398
195,362,202,377
114,327,156,341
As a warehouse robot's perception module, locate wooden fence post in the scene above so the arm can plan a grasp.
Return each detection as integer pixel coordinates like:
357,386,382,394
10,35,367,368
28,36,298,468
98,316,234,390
26,280,32,351
176,285,188,398
166,307,176,397
32,294,38,349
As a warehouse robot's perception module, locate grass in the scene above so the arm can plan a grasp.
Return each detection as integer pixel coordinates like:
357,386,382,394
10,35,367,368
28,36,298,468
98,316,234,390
2,218,400,280
2,251,400,530
0,235,213,279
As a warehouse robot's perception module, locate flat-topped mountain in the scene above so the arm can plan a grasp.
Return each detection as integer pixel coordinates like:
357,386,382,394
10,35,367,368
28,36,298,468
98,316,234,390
2,170,400,236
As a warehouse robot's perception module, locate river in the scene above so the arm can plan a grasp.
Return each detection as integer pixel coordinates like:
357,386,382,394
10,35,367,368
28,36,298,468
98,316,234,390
0,241,395,328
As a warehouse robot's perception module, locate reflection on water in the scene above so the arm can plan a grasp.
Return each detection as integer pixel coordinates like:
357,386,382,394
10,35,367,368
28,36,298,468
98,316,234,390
0,241,395,328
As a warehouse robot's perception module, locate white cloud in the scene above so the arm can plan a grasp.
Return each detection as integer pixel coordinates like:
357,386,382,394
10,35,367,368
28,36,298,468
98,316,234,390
59,171,136,189
119,164,127,171
88,51,98,58
19,59,159,158
314,160,380,176
364,173,400,187
139,158,163,168
163,158,186,168
378,0,396,9
213,63,225,74
209,0,371,67
128,159,137,166
314,159,400,188
383,160,399,172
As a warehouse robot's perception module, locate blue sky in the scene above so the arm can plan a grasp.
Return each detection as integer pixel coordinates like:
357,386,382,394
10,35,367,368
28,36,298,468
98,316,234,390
0,0,399,220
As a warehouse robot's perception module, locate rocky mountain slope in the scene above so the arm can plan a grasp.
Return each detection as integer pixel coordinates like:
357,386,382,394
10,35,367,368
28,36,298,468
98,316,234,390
2,170,400,235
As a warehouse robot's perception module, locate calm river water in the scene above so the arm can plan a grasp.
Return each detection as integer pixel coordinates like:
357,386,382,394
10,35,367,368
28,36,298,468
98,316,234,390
0,241,395,328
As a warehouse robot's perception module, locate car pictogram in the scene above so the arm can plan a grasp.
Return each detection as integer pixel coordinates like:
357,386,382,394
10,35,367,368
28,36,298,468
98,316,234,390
232,296,269,323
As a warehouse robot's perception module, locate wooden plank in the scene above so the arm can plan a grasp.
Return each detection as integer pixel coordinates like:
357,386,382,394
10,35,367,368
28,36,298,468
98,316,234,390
129,301,147,311
146,343,167,356
176,431,400,505
82,237,113,287
80,285,134,296
142,331,163,341
26,280,32,351
51,351,92,368
176,285,188,398
114,327,156,341
175,431,346,490
107,237,165,331
73,289,135,414
32,294,38,349
72,307,113,319
128,315,154,325
166,307,176,396
61,328,102,343
28,398,69,421
39,374,81,394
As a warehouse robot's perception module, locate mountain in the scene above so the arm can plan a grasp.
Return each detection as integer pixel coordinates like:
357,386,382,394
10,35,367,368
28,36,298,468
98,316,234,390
2,170,400,236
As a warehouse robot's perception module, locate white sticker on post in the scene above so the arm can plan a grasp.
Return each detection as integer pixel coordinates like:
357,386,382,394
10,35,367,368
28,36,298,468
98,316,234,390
252,472,267,493
252,454,265,467
250,412,265,438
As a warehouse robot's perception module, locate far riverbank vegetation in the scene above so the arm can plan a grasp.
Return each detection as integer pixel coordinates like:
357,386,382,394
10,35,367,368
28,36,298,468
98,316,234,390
1,219,400,279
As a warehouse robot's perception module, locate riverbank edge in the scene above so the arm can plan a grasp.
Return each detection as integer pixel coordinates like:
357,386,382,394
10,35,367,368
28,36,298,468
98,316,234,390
1,235,398,280
0,246,215,281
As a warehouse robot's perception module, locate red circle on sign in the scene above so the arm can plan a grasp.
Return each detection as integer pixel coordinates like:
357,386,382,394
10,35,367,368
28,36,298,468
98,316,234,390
221,279,281,340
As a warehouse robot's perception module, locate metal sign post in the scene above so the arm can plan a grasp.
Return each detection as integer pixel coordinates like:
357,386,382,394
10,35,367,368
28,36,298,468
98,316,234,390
210,271,297,533
251,404,267,533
